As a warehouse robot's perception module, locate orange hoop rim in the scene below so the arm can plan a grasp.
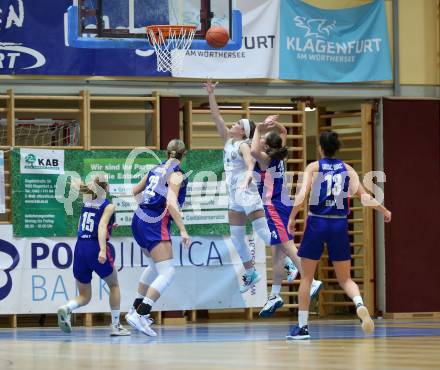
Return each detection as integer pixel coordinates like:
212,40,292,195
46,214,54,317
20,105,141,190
146,25,197,39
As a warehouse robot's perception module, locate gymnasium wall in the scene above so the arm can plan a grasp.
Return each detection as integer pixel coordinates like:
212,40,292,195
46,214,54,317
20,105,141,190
304,0,440,86
383,98,440,312
90,114,148,147
398,0,439,85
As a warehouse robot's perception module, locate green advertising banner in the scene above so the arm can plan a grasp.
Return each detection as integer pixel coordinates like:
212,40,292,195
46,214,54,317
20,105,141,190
15,148,67,236
12,148,230,237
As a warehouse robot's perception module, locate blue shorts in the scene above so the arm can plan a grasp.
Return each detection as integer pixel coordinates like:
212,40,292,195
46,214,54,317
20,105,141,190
298,215,351,261
131,209,171,252
73,239,115,284
264,201,293,245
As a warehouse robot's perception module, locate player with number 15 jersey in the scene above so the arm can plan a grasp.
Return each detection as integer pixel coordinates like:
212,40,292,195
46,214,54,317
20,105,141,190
57,176,130,337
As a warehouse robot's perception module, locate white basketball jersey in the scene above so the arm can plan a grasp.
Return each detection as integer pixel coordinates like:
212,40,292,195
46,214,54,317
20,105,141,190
223,138,248,187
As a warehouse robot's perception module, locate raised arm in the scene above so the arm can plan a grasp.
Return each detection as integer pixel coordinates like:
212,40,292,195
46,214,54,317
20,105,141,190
97,204,115,264
250,122,271,164
346,164,392,222
167,172,190,247
269,120,287,146
203,80,230,141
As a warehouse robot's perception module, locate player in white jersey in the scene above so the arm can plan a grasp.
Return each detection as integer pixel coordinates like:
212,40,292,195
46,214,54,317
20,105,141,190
204,80,296,292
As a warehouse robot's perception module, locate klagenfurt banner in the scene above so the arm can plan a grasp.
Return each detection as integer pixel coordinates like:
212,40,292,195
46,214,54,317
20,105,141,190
173,0,280,79
0,225,267,313
279,0,392,82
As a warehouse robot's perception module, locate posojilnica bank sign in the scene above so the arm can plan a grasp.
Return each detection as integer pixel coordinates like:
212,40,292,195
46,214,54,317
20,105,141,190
279,0,392,83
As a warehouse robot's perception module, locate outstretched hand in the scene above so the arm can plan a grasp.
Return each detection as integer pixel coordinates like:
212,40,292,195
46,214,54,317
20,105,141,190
203,79,218,94
264,115,279,125
259,115,279,130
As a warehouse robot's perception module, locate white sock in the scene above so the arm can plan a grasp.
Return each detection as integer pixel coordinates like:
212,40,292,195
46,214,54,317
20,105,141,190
111,309,120,326
245,267,255,276
271,284,281,296
353,296,364,306
66,300,80,312
136,293,144,299
284,256,293,266
142,297,155,307
298,310,309,327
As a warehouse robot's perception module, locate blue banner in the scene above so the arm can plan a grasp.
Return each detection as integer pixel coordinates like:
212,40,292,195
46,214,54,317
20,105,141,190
0,0,166,76
279,0,392,82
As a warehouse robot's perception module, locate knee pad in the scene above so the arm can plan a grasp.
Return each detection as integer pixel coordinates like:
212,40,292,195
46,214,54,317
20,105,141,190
139,263,158,286
150,259,176,295
252,217,271,245
230,225,252,263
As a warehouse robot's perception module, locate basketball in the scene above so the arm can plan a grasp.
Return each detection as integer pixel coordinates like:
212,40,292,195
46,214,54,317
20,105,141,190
206,26,229,49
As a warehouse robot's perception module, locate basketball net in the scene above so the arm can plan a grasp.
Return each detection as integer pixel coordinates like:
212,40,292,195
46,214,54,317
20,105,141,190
146,25,196,73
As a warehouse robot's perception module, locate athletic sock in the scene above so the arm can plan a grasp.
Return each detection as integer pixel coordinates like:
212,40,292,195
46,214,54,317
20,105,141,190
66,300,80,312
137,297,155,316
298,310,309,328
111,310,120,326
271,284,281,296
353,296,364,307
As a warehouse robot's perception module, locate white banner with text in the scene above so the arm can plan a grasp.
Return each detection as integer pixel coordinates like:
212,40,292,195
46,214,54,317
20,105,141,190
0,225,267,314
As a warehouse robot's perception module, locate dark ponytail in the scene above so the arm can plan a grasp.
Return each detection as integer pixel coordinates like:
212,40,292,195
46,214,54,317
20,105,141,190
319,130,341,157
248,120,256,139
265,131,288,161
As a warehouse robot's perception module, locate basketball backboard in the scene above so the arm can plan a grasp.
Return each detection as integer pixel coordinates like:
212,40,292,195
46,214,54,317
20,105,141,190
67,0,242,50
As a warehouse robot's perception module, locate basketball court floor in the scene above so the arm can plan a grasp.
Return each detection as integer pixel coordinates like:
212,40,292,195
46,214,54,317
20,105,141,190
1,318,439,369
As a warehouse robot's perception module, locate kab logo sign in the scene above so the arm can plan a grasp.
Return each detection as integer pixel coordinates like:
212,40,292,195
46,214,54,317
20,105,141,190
20,148,64,175
279,0,392,82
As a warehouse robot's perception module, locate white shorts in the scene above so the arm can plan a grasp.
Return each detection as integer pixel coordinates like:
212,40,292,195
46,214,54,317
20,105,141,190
228,182,264,215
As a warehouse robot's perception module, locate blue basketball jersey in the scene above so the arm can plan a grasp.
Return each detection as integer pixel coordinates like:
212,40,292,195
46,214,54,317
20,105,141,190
139,160,187,212
77,198,115,239
254,159,291,206
309,158,350,216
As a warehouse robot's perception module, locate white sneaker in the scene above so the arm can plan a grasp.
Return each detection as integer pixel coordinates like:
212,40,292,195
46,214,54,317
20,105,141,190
125,307,135,323
124,308,138,332
310,280,323,299
57,306,72,334
110,323,131,337
356,304,375,335
126,311,157,337
126,307,154,323
284,259,299,282
259,295,284,317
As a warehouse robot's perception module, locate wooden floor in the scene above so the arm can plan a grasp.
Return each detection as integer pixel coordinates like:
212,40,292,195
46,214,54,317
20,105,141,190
1,319,440,369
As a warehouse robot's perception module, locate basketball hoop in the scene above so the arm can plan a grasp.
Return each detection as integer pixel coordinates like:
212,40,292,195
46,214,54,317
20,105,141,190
146,25,197,73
